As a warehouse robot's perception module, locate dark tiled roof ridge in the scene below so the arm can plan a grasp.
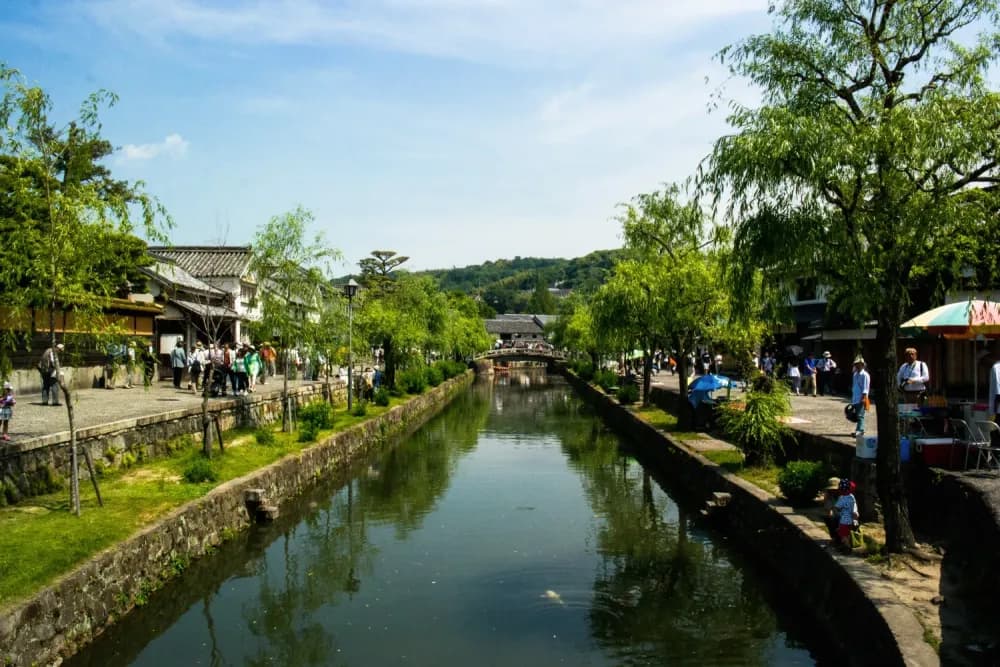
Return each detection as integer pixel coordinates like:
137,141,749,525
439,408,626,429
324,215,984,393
148,245,251,251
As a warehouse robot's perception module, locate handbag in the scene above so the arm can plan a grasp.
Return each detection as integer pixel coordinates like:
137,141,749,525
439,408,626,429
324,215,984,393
844,403,858,423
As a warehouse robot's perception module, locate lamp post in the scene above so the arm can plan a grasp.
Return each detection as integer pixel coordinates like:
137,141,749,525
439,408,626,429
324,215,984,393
344,278,359,411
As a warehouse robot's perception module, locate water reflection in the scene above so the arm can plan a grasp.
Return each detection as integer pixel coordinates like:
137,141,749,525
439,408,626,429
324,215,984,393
69,373,829,666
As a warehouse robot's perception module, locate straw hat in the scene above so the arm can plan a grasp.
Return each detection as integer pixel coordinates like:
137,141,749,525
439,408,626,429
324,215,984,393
825,477,840,491
853,356,865,365
823,351,831,358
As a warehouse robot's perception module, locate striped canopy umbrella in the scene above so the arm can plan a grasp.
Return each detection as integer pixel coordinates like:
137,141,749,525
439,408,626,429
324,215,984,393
901,299,1000,339
901,299,1000,402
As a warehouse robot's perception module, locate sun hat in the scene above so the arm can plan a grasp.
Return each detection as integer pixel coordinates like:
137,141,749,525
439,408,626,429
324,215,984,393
823,351,831,358
825,477,840,491
195,341,203,347
853,356,865,365
56,343,65,350
3,381,11,389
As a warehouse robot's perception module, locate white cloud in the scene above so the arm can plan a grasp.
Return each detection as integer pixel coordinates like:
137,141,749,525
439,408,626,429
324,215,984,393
80,0,764,64
119,133,190,161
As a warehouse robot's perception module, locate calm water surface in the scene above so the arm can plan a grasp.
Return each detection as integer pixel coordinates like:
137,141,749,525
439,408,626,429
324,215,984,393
69,372,834,666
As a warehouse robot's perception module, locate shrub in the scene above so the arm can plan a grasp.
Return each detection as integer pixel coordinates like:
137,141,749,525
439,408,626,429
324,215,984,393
299,401,335,431
121,452,137,470
298,424,318,442
183,457,218,483
778,460,828,506
594,369,617,392
255,428,277,446
398,367,427,394
373,387,391,407
350,400,368,417
716,383,792,465
616,383,640,404
424,364,444,387
573,361,595,381
434,359,466,380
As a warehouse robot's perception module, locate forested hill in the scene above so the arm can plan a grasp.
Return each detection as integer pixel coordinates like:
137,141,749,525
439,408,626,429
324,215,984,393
414,249,621,295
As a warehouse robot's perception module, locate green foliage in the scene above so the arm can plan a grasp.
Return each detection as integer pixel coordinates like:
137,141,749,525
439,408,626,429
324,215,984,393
254,428,277,446
298,423,318,442
350,400,368,417
434,359,467,380
373,387,391,407
120,452,137,470
424,364,444,387
616,383,639,404
298,401,335,431
777,460,827,506
572,360,595,381
717,385,792,465
182,457,218,483
398,367,428,394
593,369,616,392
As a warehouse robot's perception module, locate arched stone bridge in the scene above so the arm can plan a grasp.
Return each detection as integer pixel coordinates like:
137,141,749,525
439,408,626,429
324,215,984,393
472,347,568,364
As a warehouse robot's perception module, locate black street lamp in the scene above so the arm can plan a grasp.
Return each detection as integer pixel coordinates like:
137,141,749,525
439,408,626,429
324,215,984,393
344,278,359,411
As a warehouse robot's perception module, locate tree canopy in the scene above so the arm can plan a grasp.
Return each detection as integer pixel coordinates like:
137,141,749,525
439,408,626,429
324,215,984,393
703,0,1000,551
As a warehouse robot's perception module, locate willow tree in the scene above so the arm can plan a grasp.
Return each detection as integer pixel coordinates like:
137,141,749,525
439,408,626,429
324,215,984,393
0,66,170,514
250,207,340,432
704,0,1000,551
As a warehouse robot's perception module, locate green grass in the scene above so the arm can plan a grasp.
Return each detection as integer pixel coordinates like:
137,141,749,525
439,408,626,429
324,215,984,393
632,404,678,430
736,464,782,496
0,395,412,608
701,448,746,473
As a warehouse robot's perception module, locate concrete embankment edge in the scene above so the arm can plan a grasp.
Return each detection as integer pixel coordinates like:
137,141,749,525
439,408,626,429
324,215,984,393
0,371,475,667
564,371,938,667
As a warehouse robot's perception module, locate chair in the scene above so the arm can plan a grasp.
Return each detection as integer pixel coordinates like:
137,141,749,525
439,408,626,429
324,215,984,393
974,421,1000,472
949,418,991,470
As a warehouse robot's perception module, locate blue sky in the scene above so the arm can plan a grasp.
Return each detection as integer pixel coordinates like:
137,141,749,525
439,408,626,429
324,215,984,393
3,1,770,271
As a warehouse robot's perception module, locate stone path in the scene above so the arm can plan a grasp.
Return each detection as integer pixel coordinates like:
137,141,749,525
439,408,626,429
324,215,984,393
3,376,328,444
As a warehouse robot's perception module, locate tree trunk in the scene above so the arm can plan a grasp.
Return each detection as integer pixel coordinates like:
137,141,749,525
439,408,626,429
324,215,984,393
282,349,291,432
642,349,653,407
60,380,81,516
201,362,212,458
873,312,916,552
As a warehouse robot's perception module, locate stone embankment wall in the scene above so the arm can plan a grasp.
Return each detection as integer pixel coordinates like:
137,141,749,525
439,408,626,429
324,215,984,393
0,382,345,501
568,373,937,667
0,372,474,667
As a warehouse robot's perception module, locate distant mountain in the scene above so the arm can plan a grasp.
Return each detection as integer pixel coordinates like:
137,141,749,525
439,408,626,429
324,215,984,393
414,249,621,314
416,249,620,293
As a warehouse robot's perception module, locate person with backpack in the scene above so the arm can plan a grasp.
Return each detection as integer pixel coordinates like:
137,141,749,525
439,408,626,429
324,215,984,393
37,343,63,406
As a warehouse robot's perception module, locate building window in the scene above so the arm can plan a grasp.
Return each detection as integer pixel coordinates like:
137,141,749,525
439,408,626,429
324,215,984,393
241,284,255,302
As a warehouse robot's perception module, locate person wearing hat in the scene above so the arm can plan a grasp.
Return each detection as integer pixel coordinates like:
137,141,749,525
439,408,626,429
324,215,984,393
244,344,261,393
37,343,64,406
188,341,206,392
0,381,15,441
832,478,859,552
851,356,871,437
822,477,842,539
817,351,837,396
896,347,929,405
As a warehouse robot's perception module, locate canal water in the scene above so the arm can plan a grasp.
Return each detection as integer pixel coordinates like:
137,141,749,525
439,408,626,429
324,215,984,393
68,372,834,666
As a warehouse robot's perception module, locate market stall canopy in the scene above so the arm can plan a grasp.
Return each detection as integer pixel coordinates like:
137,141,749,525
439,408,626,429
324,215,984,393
901,299,1000,339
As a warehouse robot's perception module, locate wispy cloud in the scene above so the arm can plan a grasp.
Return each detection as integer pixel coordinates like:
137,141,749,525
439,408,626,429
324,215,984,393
119,133,189,161
79,0,762,64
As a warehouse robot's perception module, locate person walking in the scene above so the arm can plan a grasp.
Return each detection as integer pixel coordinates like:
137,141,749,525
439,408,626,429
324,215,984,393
245,345,262,393
188,341,206,392
817,351,837,396
787,359,801,395
851,356,871,437
0,381,15,441
234,344,249,395
170,339,187,389
37,343,64,406
260,342,276,383
896,347,930,405
802,352,818,396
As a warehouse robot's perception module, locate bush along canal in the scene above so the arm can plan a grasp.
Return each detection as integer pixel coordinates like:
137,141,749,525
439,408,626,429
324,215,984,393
66,370,836,666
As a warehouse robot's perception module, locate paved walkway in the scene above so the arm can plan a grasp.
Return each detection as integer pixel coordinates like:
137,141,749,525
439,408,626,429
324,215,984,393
650,372,877,443
3,376,328,445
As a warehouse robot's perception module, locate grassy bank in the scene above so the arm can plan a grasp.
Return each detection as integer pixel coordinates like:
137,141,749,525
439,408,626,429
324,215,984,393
0,398,405,607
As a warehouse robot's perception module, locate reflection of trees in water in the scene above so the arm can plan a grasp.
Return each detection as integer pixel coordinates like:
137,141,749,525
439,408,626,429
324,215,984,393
484,372,594,438
555,400,780,663
239,388,491,665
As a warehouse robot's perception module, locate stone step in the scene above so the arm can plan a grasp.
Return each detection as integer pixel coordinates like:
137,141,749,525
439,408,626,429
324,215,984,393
256,505,280,522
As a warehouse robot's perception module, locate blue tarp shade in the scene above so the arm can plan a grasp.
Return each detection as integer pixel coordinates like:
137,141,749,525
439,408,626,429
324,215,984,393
687,374,730,408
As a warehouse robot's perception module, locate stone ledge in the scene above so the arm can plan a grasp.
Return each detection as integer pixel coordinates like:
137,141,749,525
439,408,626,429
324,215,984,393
565,371,938,667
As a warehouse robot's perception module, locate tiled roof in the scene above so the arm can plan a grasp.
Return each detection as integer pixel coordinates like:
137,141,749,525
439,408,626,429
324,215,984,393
141,261,226,296
484,318,544,335
148,246,253,280
172,299,240,319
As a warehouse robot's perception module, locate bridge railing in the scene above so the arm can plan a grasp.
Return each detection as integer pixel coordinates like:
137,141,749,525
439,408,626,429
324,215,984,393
472,347,568,361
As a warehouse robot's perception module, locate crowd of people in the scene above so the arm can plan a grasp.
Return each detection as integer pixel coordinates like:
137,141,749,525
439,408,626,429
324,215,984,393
169,338,278,396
